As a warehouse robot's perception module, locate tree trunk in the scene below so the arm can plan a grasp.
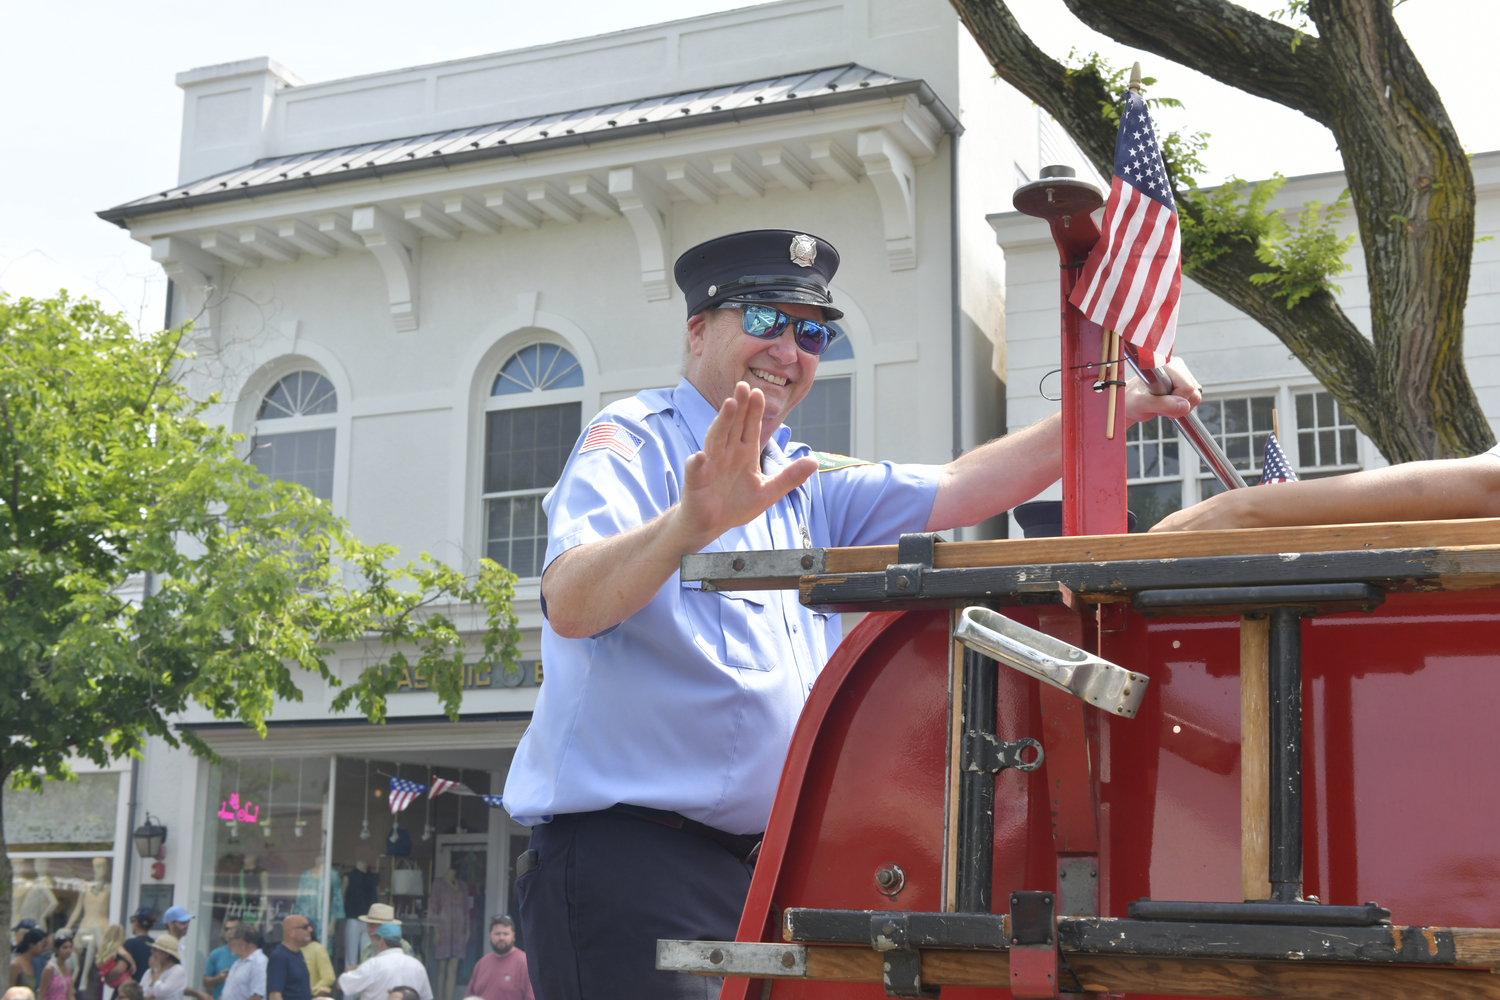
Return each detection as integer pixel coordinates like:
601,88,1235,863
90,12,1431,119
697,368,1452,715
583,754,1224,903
0,766,11,946
952,0,1495,462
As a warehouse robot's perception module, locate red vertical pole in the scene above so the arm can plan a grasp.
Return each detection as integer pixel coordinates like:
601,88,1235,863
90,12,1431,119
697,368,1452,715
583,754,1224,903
1013,169,1129,537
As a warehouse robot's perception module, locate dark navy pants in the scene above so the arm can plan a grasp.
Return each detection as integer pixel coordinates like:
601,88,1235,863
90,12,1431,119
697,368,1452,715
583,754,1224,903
517,810,754,1000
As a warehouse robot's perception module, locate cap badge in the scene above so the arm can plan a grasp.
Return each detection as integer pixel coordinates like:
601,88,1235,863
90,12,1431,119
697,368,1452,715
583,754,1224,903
789,234,817,268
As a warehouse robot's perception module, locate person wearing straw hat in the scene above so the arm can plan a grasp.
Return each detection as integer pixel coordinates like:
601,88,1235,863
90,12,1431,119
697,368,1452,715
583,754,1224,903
141,935,210,1000
337,925,429,1000
350,908,412,967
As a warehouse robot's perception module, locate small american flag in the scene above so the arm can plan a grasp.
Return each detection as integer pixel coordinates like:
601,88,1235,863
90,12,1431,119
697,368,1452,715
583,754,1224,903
389,777,425,815
429,777,460,798
480,795,505,809
1258,432,1299,485
580,422,644,461
1069,89,1182,369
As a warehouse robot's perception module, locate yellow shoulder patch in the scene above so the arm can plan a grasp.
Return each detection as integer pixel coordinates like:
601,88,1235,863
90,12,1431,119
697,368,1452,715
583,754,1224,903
812,451,874,472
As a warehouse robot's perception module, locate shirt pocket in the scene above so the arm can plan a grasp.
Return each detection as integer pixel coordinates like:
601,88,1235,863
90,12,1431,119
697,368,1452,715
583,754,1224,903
681,584,776,670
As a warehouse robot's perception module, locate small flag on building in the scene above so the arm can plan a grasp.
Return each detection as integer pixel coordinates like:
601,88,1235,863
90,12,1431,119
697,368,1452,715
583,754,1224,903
1259,432,1299,485
429,777,460,798
580,422,644,461
389,777,426,815
1069,88,1182,369
481,795,505,809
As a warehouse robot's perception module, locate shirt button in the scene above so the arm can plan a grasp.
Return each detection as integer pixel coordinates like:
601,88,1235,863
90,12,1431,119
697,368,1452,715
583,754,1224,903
792,624,799,633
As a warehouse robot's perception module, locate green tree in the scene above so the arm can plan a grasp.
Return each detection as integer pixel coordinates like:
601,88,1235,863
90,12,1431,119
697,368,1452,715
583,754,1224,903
951,0,1495,463
0,292,522,930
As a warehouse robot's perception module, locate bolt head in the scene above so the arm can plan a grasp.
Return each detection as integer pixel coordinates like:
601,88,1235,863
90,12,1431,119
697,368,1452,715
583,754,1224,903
896,574,909,589
781,951,795,968
709,949,724,965
732,558,745,571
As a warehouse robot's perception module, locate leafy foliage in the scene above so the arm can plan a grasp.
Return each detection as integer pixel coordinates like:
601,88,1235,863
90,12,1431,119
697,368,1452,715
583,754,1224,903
1179,176,1284,273
0,292,521,791
1061,50,1211,187
1249,191,1357,309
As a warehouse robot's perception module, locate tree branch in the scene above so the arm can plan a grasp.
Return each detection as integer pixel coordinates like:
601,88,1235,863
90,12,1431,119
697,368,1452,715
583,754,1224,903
1058,0,1327,121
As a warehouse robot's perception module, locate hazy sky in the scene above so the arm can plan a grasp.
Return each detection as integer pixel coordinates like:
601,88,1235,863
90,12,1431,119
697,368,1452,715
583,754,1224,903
0,0,1490,331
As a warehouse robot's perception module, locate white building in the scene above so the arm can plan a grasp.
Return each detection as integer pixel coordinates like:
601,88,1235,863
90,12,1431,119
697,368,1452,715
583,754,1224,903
88,0,1041,981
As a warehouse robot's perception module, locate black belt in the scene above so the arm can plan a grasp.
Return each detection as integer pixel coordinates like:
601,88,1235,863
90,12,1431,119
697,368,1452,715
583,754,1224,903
605,803,764,865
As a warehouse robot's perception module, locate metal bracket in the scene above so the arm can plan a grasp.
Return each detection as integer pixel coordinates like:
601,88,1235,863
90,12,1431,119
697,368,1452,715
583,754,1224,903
870,914,939,999
962,733,1044,775
1009,891,1060,999
885,533,943,598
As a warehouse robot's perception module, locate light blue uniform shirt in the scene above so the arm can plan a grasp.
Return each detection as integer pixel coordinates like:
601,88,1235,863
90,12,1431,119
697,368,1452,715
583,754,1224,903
503,379,941,835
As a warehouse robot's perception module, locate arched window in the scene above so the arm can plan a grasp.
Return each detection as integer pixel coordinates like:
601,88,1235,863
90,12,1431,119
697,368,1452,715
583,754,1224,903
482,343,584,578
251,371,338,500
783,324,855,455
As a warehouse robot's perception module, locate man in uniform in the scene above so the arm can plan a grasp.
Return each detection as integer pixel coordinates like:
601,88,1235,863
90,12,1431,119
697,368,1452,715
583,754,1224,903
503,230,1202,999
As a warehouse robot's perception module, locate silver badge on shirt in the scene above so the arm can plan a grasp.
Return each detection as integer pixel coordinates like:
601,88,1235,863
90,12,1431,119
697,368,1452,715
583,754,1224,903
789,234,817,267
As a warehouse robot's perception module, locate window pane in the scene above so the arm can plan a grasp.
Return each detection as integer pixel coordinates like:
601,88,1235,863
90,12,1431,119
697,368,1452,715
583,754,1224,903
783,377,852,455
258,372,336,419
4,773,119,851
491,344,583,395
1298,431,1316,467
1128,481,1181,532
251,429,336,499
484,403,582,494
1224,398,1249,435
1316,391,1335,426
1251,396,1274,431
1340,428,1357,465
486,495,547,578
1295,392,1314,428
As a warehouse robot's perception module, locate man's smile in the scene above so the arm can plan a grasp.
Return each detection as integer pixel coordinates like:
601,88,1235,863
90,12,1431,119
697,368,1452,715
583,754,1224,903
750,367,789,387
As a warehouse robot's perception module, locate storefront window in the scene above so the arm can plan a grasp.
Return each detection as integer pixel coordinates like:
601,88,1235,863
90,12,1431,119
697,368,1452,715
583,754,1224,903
4,771,126,983
199,758,334,963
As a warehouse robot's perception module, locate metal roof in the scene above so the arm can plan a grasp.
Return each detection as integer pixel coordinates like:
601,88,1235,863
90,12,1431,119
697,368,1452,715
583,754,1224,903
100,64,958,226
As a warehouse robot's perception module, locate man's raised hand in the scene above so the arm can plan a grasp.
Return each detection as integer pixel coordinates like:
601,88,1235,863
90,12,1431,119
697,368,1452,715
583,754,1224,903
678,382,819,546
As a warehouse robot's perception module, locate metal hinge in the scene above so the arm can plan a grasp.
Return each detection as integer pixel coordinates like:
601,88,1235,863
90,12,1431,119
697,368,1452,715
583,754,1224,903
961,733,1044,775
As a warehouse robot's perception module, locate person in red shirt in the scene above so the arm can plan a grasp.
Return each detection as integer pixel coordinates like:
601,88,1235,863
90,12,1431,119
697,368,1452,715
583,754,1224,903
463,918,532,1000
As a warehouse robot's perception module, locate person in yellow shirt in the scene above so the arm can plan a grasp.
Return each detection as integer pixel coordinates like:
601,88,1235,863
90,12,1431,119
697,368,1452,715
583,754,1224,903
298,935,334,998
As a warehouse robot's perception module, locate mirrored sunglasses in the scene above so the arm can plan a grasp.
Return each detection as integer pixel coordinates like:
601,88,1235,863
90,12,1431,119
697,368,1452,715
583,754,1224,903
737,304,836,356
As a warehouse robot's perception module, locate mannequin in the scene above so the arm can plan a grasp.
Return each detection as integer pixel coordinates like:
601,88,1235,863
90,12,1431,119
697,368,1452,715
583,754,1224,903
11,860,35,929
18,858,59,924
430,867,469,1000
65,859,111,987
234,855,270,929
340,861,378,971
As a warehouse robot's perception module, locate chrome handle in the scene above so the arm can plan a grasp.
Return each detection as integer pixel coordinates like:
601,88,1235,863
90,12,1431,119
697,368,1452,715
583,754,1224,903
953,607,1149,718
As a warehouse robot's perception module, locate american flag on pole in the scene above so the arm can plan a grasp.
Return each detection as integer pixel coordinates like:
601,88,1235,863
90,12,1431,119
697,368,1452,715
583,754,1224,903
429,777,460,798
1069,89,1182,369
389,777,425,815
579,422,644,462
480,795,505,809
1258,432,1299,485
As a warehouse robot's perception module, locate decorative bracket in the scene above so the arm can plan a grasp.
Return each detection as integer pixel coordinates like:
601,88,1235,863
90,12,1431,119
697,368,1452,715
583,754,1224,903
150,235,219,343
857,128,918,271
351,205,421,332
608,166,671,302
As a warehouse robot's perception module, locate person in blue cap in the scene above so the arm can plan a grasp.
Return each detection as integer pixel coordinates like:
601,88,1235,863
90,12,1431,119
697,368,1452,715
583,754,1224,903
503,228,1202,999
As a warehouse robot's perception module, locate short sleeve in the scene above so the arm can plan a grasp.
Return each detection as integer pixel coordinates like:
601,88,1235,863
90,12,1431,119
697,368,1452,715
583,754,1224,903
541,413,675,574
817,461,942,548
265,952,285,996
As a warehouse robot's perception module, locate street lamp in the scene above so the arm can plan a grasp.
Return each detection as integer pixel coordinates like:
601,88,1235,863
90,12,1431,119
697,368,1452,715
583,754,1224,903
133,816,167,859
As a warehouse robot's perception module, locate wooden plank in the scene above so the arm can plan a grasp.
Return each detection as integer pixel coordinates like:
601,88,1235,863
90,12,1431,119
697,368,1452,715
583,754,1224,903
787,947,1500,996
1454,929,1500,968
820,518,1500,576
1241,616,1271,901
1066,955,1500,1000
943,625,964,912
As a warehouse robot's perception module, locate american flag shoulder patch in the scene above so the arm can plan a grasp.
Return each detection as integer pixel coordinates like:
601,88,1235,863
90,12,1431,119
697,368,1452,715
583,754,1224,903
580,422,645,461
